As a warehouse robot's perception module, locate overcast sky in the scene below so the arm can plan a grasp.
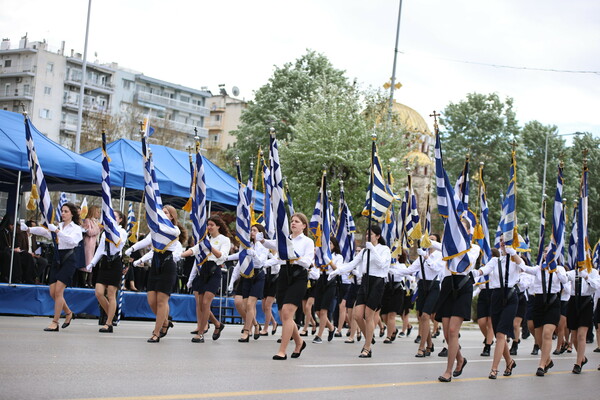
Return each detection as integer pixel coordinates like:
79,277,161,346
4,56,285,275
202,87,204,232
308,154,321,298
2,0,599,137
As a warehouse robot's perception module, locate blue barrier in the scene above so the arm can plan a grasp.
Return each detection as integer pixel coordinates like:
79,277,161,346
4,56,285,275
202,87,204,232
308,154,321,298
0,284,279,324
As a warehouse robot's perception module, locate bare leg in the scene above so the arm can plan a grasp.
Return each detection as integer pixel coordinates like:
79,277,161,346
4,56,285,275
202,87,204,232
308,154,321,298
574,326,588,365
440,316,465,380
275,304,302,357
337,299,347,334
105,286,118,326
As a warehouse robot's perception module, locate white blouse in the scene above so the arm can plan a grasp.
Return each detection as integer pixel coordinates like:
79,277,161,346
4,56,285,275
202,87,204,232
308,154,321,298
29,221,83,250
89,228,128,267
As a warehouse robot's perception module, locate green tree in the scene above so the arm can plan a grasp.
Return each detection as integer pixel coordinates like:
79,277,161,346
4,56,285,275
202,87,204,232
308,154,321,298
229,50,351,170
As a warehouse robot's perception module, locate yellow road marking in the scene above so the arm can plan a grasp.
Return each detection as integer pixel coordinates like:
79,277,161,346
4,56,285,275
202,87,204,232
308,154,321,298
67,369,589,400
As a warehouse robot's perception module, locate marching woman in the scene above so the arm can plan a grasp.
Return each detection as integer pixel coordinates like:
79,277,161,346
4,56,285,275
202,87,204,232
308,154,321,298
435,218,481,382
334,263,353,338
565,265,600,373
519,246,567,376
260,213,314,360
474,238,525,379
227,224,269,342
397,234,444,356
86,210,128,333
25,203,83,331
127,205,186,342
329,225,391,358
259,255,281,336
181,215,232,343
312,236,343,343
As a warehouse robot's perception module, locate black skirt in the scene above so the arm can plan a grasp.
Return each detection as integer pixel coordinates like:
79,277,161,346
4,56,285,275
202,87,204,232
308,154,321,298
476,288,492,319
344,283,359,308
240,269,265,299
96,255,123,288
515,292,527,319
490,288,518,338
48,249,78,287
435,274,474,322
263,268,278,298
416,279,440,316
194,261,221,295
380,282,405,315
146,251,177,295
314,273,337,311
355,275,385,311
532,293,561,328
566,295,594,330
276,264,308,309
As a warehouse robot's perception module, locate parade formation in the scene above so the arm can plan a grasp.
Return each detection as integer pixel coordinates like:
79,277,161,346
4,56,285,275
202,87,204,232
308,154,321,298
9,105,599,385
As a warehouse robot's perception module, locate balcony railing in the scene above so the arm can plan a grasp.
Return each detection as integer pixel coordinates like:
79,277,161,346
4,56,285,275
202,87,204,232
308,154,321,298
60,120,78,132
154,117,208,138
64,76,114,93
0,88,34,100
0,65,37,76
136,91,210,117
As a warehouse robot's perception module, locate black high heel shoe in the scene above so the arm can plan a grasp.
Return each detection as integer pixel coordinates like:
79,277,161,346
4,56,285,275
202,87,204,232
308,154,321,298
271,321,278,335
147,333,160,343
254,324,261,340
61,313,74,329
44,320,59,332
238,329,250,342
160,320,174,338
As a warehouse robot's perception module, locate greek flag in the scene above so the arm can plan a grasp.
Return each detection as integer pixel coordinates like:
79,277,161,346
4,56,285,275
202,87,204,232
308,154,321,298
310,172,332,268
544,164,565,272
24,115,55,227
262,159,276,239
405,175,422,244
336,182,355,262
189,141,211,267
100,131,122,251
420,193,433,249
328,193,337,236
285,179,295,217
362,142,394,222
522,225,532,266
576,164,592,271
475,164,492,265
381,171,397,250
236,161,254,277
56,192,68,222
566,205,578,271
435,130,472,273
141,131,178,252
500,151,519,247
592,239,600,270
126,202,138,243
434,131,448,218
391,185,409,258
535,199,546,266
454,156,470,215
269,131,297,261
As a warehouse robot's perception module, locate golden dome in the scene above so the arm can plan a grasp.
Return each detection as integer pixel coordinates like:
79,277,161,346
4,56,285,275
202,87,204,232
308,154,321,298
404,150,432,167
391,100,432,136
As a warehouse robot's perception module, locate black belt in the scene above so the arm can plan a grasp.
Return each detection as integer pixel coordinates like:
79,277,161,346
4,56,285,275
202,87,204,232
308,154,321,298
56,248,74,270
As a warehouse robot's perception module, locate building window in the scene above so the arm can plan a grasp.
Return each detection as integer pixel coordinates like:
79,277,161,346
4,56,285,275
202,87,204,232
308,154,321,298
4,60,11,67
46,62,54,73
212,134,219,144
4,83,10,96
39,109,52,119
44,86,52,95
122,79,133,90
180,95,190,103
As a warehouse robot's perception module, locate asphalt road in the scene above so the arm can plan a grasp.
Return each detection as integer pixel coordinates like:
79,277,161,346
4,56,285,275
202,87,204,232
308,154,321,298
1,316,598,400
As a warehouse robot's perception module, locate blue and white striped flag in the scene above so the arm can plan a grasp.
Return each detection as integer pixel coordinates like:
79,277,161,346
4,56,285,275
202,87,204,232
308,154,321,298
328,192,337,236
236,161,255,277
141,129,178,252
592,239,600,270
189,141,212,267
269,130,297,261
536,199,546,266
310,171,333,268
500,151,519,248
100,131,122,251
566,205,578,271
454,156,470,215
522,224,532,266
261,159,276,240
24,115,55,228
434,130,472,273
362,141,394,222
56,192,68,222
336,181,355,263
544,164,565,272
576,164,592,272
405,175,422,244
381,171,397,250
126,202,138,243
285,179,296,217
475,163,492,265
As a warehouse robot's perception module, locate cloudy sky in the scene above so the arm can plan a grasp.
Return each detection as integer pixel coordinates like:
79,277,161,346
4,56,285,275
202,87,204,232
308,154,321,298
2,0,598,136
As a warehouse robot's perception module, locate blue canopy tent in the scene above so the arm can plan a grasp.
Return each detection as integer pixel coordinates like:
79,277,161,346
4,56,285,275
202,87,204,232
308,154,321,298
81,138,262,211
